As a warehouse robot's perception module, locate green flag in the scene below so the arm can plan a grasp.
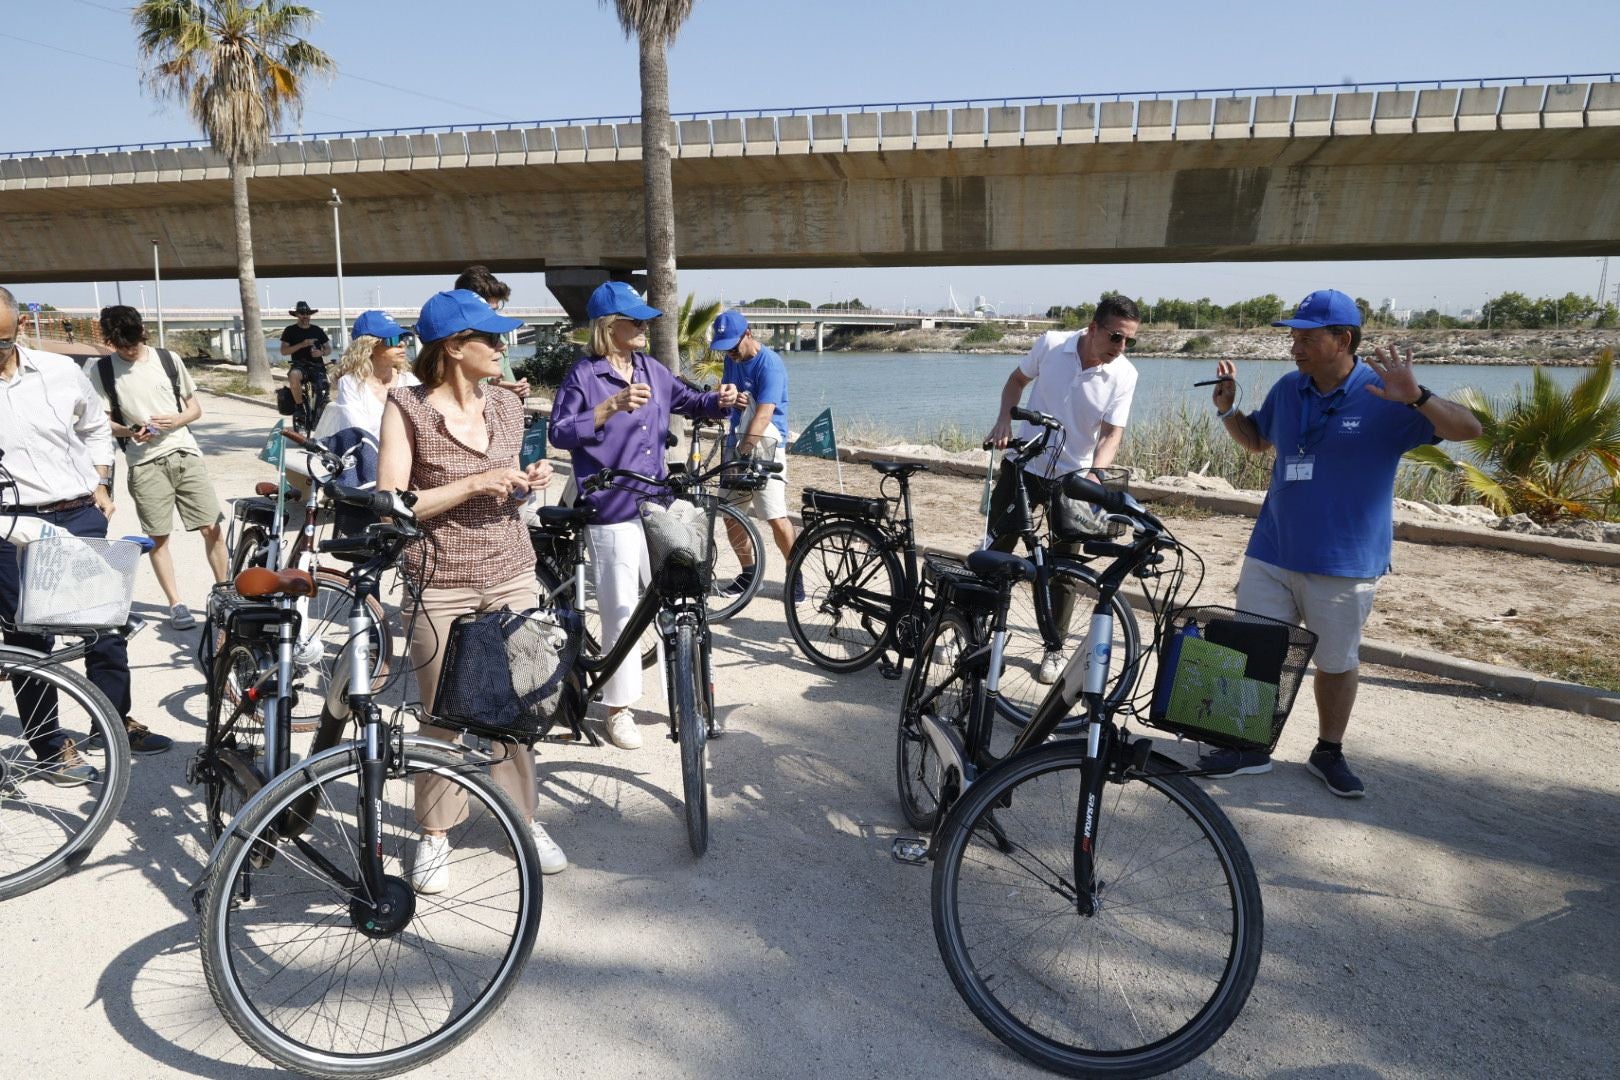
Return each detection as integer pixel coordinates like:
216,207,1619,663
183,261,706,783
520,418,549,469
788,408,838,460
258,420,285,466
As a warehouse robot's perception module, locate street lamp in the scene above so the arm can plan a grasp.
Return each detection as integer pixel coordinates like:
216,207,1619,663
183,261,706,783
152,239,166,347
328,188,347,350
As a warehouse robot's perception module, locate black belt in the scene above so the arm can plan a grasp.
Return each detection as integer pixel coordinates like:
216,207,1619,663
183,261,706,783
11,493,95,514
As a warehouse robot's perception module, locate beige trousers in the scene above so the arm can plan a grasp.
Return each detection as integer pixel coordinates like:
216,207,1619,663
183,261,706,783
411,572,539,832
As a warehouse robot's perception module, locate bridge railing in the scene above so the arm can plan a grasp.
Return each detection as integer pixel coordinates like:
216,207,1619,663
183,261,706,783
2,73,1616,183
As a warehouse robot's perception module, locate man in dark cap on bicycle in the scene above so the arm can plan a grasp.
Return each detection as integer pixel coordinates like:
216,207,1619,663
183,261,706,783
1204,289,1481,797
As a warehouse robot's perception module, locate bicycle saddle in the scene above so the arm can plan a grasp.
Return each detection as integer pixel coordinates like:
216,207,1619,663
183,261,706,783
234,566,317,599
253,481,299,498
536,504,596,530
869,460,929,477
966,549,1035,584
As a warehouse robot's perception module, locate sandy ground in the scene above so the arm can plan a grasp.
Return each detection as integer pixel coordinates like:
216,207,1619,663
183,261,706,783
785,454,1620,690
4,392,1617,1079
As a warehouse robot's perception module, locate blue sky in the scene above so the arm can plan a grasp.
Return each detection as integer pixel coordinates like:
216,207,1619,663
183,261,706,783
5,0,1619,316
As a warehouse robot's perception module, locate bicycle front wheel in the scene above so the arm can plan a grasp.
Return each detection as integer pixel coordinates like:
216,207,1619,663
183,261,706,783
198,744,542,1079
996,562,1141,731
896,608,976,831
784,520,902,673
0,647,130,901
672,622,710,856
705,501,765,622
931,742,1263,1078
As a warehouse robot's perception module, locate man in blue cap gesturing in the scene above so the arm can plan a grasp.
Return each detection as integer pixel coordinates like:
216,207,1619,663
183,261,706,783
709,311,798,601
1202,289,1481,797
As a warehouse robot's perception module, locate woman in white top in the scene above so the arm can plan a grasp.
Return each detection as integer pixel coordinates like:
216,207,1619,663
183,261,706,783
314,310,421,440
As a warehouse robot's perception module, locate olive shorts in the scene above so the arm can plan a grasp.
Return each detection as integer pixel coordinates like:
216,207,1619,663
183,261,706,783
127,450,223,535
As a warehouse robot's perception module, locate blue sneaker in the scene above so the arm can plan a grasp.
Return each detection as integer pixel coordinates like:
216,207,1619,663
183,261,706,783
718,566,756,598
1306,747,1366,798
1195,747,1272,777
792,574,805,604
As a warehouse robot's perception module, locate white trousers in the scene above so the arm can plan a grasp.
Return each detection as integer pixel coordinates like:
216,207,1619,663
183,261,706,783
587,520,659,709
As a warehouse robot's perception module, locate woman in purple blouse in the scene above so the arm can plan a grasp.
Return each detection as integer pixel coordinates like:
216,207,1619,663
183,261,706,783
549,282,736,750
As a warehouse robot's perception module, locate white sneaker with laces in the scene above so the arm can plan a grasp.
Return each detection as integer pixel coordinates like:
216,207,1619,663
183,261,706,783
604,708,642,750
412,834,451,895
1035,649,1064,686
530,821,568,875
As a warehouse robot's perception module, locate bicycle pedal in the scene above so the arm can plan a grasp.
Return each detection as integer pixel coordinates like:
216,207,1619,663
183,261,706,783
890,836,930,865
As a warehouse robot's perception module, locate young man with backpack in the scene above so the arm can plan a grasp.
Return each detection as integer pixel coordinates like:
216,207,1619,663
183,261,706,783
92,306,228,631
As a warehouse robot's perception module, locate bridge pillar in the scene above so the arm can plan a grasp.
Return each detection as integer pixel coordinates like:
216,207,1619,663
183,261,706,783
815,322,824,353
544,267,644,325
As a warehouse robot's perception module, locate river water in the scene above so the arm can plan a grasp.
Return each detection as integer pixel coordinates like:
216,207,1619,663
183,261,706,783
772,351,1589,440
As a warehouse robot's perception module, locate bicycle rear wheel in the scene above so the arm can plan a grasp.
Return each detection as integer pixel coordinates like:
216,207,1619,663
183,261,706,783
784,519,902,673
896,608,975,831
198,744,542,1079
200,642,270,844
996,562,1140,731
705,501,765,622
931,742,1262,1078
229,524,271,577
0,646,130,901
672,622,710,856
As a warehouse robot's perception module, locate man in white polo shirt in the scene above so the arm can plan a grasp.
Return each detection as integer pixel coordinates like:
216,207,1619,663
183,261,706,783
985,293,1140,684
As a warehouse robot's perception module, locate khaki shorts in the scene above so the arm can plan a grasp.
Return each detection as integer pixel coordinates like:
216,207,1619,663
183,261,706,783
1235,557,1378,674
725,444,789,521
128,451,224,535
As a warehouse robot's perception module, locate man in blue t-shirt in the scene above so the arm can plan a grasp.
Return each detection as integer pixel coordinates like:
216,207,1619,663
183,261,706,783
710,311,798,601
1201,289,1482,797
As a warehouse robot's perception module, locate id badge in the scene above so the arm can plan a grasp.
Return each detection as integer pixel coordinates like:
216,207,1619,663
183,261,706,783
1284,455,1315,482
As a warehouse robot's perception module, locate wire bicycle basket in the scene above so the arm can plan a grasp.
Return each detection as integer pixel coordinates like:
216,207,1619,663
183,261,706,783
15,535,142,631
639,493,719,598
1147,605,1318,753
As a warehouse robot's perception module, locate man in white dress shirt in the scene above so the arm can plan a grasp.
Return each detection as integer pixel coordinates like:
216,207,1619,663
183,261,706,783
0,287,170,768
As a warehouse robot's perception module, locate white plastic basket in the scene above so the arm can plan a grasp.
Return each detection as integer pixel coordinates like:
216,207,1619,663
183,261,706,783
16,536,142,630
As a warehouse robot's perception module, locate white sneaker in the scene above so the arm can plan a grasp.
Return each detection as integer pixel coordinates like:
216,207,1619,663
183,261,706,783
412,834,451,895
1035,649,1064,686
530,821,568,875
603,708,642,750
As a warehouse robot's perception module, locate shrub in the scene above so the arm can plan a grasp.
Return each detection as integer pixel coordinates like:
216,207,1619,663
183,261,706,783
960,322,1004,346
1179,334,1215,354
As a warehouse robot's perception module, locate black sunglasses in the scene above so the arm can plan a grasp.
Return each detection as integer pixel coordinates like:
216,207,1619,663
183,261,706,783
457,330,505,348
1105,330,1138,348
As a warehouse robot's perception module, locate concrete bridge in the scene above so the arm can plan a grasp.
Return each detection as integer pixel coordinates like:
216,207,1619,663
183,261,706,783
3,76,1618,314
29,305,1044,357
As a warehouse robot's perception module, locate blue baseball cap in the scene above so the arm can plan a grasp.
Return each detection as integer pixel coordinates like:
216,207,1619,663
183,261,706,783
351,310,405,340
415,289,523,343
709,311,750,353
586,280,661,322
1273,289,1362,329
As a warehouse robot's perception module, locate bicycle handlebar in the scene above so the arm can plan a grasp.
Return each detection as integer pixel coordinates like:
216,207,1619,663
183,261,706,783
1010,405,1062,430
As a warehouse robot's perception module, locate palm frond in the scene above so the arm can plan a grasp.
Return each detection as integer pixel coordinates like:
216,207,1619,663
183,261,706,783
602,0,696,43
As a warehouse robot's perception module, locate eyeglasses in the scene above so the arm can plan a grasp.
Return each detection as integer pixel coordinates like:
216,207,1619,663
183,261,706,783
613,317,648,330
381,333,413,347
0,338,16,351
1105,331,1138,348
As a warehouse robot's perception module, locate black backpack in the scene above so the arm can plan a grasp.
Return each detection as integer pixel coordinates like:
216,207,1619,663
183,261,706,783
95,348,186,451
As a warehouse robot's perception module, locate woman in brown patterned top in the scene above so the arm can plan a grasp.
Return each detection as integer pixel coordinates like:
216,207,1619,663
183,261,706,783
376,289,566,890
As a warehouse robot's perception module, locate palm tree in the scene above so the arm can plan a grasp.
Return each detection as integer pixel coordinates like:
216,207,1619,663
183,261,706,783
134,1,333,392
1406,350,1620,522
675,293,724,382
603,0,695,372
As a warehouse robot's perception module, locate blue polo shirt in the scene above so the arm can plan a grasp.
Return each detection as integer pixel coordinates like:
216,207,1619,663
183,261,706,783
1245,359,1437,578
722,345,789,444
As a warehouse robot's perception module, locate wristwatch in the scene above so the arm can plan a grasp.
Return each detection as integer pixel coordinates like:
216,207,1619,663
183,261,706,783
1407,386,1434,410
98,477,114,489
